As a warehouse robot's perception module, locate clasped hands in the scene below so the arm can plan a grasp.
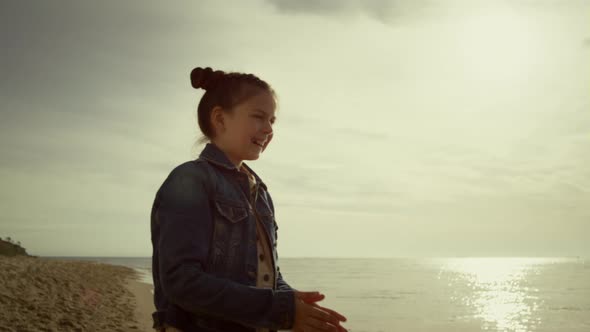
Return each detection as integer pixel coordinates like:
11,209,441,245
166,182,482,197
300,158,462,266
292,290,348,332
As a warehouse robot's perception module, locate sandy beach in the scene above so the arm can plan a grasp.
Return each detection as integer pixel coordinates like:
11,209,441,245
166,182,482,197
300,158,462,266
0,256,155,332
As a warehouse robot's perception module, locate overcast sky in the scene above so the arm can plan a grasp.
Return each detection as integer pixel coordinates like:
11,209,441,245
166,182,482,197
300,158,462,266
1,0,588,257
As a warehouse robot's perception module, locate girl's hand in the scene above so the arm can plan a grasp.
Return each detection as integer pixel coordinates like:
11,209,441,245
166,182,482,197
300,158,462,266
295,290,325,303
293,290,348,332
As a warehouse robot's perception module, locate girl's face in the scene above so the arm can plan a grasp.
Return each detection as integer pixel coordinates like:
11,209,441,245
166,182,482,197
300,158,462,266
212,90,276,167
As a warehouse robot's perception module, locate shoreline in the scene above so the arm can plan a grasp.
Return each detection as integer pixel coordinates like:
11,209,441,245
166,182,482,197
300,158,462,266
125,272,155,332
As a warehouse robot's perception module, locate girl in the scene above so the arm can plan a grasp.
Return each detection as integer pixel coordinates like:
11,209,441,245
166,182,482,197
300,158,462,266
150,67,348,332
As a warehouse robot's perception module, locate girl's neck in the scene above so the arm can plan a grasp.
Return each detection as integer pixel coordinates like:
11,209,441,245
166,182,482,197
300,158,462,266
211,140,243,169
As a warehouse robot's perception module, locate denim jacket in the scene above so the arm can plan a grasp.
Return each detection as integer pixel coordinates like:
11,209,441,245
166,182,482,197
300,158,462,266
150,142,296,332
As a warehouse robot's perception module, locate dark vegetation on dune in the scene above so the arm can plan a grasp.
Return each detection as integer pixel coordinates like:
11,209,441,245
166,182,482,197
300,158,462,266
0,237,30,256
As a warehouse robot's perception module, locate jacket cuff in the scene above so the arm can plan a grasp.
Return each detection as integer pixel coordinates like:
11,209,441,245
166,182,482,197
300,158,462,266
270,289,296,330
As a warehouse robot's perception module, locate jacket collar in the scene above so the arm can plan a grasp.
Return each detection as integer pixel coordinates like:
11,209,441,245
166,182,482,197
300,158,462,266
199,142,268,190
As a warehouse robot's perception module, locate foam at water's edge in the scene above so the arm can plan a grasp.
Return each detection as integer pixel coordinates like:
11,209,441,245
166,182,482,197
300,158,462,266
133,267,153,285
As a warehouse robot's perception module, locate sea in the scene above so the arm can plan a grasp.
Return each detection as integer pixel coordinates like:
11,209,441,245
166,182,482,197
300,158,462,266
50,257,590,332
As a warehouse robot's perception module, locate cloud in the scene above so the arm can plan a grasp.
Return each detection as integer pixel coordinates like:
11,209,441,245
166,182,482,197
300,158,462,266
267,0,353,15
265,0,435,24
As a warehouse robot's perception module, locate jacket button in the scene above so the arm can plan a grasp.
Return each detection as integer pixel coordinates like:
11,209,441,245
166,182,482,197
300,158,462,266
263,274,270,282
259,253,264,261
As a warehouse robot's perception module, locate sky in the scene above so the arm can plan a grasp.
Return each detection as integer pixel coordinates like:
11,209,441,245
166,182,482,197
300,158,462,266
0,0,588,257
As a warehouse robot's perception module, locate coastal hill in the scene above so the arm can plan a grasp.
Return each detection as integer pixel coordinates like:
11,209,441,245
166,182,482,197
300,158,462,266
0,237,30,256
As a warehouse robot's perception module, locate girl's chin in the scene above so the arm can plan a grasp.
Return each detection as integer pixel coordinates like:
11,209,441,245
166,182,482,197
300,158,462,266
246,152,261,160
250,144,264,153
242,150,262,160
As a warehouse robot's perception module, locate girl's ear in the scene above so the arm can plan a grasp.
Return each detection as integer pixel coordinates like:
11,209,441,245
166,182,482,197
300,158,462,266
210,106,226,134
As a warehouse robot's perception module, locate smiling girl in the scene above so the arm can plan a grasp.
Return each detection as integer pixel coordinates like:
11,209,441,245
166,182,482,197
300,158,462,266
150,67,348,332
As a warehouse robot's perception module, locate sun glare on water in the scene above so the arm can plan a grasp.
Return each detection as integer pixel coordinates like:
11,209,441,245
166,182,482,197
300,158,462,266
438,257,566,331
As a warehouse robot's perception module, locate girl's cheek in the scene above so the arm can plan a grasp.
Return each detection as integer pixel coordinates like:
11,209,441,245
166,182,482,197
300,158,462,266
249,119,261,132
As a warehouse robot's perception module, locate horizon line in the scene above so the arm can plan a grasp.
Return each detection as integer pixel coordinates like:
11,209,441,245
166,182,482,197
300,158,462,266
40,255,589,259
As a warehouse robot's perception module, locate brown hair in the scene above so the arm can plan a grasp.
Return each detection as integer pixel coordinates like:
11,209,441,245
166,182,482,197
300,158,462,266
190,67,277,145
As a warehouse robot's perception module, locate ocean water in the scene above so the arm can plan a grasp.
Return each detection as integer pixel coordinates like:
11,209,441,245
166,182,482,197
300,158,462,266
54,257,590,332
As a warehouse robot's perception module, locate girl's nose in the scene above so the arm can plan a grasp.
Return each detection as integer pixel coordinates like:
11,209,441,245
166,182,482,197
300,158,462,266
263,121,273,133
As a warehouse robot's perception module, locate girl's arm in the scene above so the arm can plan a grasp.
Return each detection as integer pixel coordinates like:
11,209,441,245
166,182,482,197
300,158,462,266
156,163,295,330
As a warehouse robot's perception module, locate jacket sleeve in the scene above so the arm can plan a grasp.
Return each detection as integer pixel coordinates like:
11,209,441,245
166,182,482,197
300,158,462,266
156,163,295,330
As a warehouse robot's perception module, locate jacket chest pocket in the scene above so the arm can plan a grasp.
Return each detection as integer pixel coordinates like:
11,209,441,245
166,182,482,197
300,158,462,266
215,200,248,224
211,199,249,273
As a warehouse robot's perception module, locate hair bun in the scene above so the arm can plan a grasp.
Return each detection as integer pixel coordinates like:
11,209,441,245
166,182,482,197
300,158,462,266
190,67,225,90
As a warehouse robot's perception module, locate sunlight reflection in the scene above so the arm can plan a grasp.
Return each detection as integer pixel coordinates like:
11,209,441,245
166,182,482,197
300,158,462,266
439,258,559,331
